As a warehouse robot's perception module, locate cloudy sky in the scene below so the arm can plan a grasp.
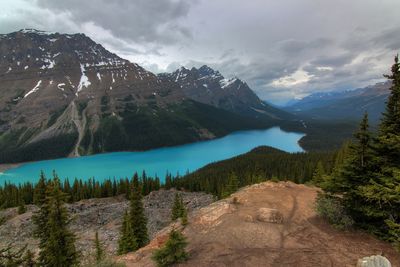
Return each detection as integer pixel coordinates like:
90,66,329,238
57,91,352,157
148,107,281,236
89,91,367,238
1,0,400,104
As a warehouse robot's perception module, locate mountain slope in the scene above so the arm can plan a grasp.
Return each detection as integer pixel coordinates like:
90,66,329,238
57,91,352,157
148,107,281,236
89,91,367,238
159,65,293,120
285,82,390,123
0,29,277,163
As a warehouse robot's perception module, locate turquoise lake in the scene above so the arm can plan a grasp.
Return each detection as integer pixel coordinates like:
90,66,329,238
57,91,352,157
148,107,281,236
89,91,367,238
0,127,304,185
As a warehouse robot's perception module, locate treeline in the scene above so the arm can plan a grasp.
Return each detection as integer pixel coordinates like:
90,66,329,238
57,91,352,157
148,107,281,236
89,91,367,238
170,146,337,198
0,171,160,209
1,147,336,209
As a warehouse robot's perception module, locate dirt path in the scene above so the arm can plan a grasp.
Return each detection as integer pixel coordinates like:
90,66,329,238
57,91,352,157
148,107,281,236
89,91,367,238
121,182,400,267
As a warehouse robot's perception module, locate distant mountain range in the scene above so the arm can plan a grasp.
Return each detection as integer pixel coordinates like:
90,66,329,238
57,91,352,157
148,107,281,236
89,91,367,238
284,82,390,123
0,29,289,163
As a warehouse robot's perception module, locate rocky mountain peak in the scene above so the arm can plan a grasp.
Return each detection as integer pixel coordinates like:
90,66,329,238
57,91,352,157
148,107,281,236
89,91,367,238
158,65,273,116
197,65,222,79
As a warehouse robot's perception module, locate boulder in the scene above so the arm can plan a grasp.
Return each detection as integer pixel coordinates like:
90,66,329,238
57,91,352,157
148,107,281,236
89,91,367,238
256,208,283,224
357,255,391,267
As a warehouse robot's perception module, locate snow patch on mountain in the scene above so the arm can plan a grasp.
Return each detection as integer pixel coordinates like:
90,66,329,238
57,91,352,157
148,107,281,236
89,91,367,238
24,80,42,98
219,78,238,89
77,64,91,95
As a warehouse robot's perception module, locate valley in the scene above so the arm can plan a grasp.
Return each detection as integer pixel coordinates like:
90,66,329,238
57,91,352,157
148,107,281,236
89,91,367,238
0,30,292,165
0,13,399,266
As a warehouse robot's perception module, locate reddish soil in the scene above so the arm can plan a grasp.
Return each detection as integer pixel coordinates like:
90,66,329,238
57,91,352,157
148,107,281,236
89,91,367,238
120,181,400,267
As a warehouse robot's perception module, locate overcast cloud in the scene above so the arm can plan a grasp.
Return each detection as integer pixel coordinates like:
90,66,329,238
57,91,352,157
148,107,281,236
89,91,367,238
1,0,399,104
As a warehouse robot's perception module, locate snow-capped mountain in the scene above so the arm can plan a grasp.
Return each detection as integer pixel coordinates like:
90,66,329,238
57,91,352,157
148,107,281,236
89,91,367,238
159,65,292,119
0,29,285,163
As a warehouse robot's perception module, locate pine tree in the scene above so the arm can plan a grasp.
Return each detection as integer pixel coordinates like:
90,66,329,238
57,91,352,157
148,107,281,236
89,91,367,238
94,231,105,263
18,199,26,214
32,173,51,265
311,161,326,186
320,113,374,227
117,211,137,254
222,172,240,198
33,171,47,205
359,56,400,242
181,206,188,226
152,229,188,267
129,175,149,248
34,177,79,266
171,193,183,221
317,56,400,246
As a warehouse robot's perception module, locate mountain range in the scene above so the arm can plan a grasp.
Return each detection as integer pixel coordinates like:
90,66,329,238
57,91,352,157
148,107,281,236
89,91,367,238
159,66,292,119
284,82,390,123
0,29,289,163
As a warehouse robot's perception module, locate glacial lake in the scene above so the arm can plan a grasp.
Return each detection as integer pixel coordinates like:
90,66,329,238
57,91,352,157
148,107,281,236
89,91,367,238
0,127,304,185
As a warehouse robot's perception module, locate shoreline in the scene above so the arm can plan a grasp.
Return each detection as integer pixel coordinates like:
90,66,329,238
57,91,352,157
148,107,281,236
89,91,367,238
0,163,22,173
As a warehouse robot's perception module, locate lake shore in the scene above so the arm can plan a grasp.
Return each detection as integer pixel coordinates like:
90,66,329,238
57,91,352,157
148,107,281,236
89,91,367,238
0,163,21,173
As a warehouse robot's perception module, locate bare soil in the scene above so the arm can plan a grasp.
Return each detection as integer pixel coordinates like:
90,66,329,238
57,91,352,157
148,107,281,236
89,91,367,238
120,181,400,267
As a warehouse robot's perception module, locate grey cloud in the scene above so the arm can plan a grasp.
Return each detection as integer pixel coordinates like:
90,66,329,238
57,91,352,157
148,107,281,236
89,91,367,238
311,53,355,68
37,0,195,44
2,0,400,103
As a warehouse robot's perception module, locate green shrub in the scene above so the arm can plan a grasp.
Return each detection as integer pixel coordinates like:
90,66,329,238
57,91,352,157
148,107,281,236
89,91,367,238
18,203,26,214
152,229,188,267
315,193,354,230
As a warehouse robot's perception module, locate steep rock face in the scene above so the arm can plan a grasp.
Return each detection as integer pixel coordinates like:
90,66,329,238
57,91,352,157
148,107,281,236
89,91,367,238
159,65,292,119
0,29,181,131
0,30,183,154
0,30,275,163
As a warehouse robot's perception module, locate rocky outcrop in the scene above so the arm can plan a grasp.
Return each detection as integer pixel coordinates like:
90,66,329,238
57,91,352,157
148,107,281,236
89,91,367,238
120,182,400,267
357,255,392,267
256,207,284,224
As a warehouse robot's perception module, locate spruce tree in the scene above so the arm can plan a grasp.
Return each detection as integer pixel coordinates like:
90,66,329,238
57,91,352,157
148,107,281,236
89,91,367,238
181,206,188,226
32,173,51,265
34,177,79,266
319,56,400,246
33,171,47,205
359,56,400,243
222,172,240,197
171,193,183,221
129,175,149,248
171,193,188,224
320,113,374,225
152,229,188,267
117,211,137,254
94,231,105,263
311,161,326,186
17,199,26,215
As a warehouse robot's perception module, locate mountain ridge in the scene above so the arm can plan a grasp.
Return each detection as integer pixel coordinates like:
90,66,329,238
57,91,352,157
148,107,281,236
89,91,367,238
0,29,289,163
158,65,294,120
284,82,390,123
